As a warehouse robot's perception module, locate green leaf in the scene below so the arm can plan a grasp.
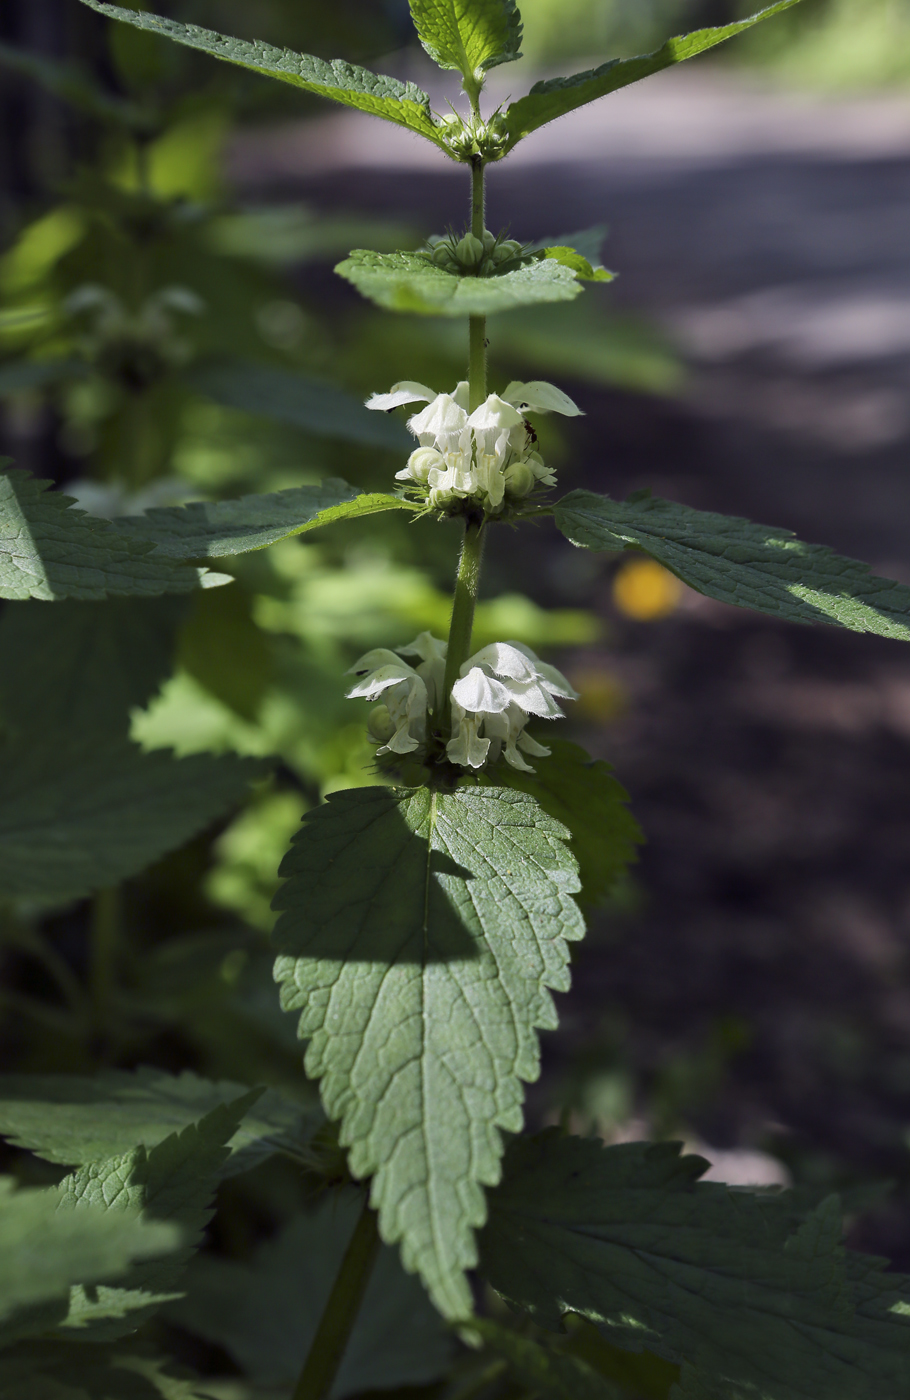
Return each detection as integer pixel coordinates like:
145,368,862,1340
0,359,88,395
170,1190,452,1394
0,1348,217,1400
273,785,584,1319
0,1069,320,1179
0,1177,176,1326
0,467,203,602
555,489,910,640
0,596,186,738
49,1090,262,1342
409,0,522,82
75,0,446,148
116,482,415,561
502,1,804,152
182,361,411,451
493,740,643,907
480,1132,910,1400
336,249,583,316
0,735,264,902
472,1319,625,1399
542,248,614,283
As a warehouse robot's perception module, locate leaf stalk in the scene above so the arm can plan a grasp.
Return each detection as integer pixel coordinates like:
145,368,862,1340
292,1193,381,1400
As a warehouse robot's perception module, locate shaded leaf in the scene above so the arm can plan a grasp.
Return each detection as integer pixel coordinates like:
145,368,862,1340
116,481,415,561
0,1177,176,1326
409,0,522,80
273,785,584,1318
50,1091,262,1342
492,740,642,906
480,1131,910,1400
170,1191,452,1395
0,595,186,738
75,0,445,146
0,1346,213,1400
0,1069,320,1179
0,734,264,902
502,1,804,151
182,360,411,451
0,41,144,126
555,489,910,640
335,248,583,316
0,468,202,602
472,1319,625,1399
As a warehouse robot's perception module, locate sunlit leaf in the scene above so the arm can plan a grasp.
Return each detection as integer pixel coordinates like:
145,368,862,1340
336,249,583,316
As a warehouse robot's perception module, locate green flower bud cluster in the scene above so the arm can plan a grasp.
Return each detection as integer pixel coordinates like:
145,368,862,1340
426,228,525,278
436,111,510,163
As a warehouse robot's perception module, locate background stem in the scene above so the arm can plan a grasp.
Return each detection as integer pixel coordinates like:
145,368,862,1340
292,1195,381,1400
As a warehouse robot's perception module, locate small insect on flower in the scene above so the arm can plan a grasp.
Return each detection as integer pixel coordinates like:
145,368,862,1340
365,380,583,517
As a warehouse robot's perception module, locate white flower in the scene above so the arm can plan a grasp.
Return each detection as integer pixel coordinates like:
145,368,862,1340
347,633,448,757
446,641,579,772
366,379,582,513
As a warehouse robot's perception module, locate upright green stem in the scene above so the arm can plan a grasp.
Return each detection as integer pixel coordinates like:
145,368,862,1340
468,158,487,412
292,1195,381,1400
443,515,486,718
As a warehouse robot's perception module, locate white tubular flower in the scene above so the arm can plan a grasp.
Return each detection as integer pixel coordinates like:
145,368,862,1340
446,641,579,772
366,379,582,514
395,631,448,712
346,647,428,756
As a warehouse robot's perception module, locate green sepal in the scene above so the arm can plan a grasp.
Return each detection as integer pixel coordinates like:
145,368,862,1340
501,1,805,152
74,0,448,149
491,739,643,907
273,784,585,1319
409,0,522,85
116,482,417,561
555,488,910,640
335,248,583,316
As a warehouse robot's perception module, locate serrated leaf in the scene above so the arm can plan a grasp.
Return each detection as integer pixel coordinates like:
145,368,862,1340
480,1132,910,1400
542,247,614,283
182,361,411,451
0,359,88,394
0,1177,176,1325
0,1344,211,1400
555,489,910,640
51,1091,262,1342
493,740,642,907
409,0,522,81
170,1190,452,1394
0,1069,320,1179
273,785,584,1318
0,595,186,738
75,0,446,148
502,1,804,152
0,467,201,601
0,735,264,902
115,482,415,561
472,1319,625,1399
335,249,583,316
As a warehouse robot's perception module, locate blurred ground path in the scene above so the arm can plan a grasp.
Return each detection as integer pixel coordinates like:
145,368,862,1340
231,66,910,569
232,68,910,1254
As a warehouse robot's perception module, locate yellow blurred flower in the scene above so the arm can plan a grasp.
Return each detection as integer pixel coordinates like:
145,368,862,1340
612,558,682,621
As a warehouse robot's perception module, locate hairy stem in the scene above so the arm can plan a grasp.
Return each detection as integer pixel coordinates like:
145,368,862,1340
443,515,486,719
292,1195,381,1400
468,158,487,412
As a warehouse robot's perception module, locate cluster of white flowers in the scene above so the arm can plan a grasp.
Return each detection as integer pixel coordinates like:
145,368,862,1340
365,380,582,515
347,633,577,774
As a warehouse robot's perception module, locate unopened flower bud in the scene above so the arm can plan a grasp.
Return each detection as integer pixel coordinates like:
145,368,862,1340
482,230,496,254
406,446,444,483
454,233,484,268
493,239,522,264
432,243,456,268
503,459,535,497
367,705,395,744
